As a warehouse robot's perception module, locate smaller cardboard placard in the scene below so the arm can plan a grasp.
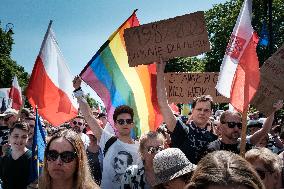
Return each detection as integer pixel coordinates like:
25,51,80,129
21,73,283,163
165,72,229,103
124,11,210,67
251,43,284,116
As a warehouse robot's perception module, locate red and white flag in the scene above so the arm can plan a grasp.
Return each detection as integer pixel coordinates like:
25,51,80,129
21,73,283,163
216,0,260,112
9,76,22,110
26,21,78,126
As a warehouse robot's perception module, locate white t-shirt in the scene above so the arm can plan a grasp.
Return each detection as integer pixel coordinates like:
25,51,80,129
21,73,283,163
80,133,90,149
103,122,116,135
99,130,139,189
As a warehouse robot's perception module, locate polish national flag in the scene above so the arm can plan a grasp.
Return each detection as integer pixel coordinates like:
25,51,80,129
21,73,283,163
26,21,78,126
216,0,260,112
9,76,23,110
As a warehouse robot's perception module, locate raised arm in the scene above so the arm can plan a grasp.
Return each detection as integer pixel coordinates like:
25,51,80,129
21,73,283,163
73,76,103,141
250,100,283,145
156,61,177,132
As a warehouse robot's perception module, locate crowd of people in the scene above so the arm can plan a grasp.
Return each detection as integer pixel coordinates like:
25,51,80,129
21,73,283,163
0,71,283,189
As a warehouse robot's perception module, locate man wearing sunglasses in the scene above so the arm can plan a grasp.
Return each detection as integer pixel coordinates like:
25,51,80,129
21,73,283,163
207,100,283,154
73,76,139,189
69,115,90,149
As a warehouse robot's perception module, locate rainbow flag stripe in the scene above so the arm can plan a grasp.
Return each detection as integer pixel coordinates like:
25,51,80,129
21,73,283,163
80,10,161,137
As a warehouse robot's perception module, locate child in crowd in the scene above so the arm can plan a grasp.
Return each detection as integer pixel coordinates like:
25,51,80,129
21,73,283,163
0,122,32,189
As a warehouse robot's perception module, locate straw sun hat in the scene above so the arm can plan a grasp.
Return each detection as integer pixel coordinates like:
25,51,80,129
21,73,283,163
153,148,196,185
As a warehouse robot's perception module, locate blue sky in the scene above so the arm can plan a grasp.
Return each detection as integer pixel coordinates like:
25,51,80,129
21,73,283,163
0,0,228,102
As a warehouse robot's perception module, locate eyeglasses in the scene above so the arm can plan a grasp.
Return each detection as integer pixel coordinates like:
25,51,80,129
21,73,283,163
116,119,133,125
46,150,77,163
225,122,242,129
73,121,83,126
147,146,164,154
256,169,270,180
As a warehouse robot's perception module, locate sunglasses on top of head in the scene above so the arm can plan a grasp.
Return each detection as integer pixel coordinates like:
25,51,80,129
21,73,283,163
116,119,133,125
224,122,242,129
46,150,77,163
73,121,83,126
147,146,164,154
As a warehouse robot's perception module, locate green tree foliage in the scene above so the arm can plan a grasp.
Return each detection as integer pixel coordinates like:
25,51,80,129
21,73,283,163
0,22,29,89
204,0,284,72
165,57,206,72
85,93,106,112
86,93,99,109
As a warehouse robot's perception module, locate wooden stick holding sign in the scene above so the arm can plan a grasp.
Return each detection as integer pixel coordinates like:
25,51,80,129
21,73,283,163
239,108,248,157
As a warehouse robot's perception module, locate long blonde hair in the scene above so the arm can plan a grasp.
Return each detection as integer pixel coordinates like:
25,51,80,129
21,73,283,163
39,129,99,189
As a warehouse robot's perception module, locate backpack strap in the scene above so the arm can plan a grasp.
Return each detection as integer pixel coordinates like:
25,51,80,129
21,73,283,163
103,136,118,156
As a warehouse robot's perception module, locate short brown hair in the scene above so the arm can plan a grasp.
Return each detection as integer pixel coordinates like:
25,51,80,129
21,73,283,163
113,105,134,122
9,121,30,134
192,95,213,110
186,150,265,189
219,110,242,124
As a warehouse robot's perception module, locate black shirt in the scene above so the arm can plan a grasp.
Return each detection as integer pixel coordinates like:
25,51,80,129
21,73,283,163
171,119,217,164
86,149,102,185
0,150,32,189
207,138,252,154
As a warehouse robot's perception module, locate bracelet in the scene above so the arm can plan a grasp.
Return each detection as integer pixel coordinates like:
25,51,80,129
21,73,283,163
73,87,82,92
73,88,84,98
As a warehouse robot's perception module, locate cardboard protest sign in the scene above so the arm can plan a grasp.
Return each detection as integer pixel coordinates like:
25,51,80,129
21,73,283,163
165,72,229,103
251,43,284,116
124,11,210,67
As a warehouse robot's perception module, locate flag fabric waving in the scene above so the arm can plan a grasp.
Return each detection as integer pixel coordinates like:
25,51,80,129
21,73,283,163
29,108,46,183
80,10,161,137
9,76,22,110
26,21,78,126
216,0,260,112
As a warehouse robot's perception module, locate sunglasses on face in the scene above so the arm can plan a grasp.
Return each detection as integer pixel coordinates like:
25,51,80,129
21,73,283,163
147,146,164,154
73,121,83,126
46,150,77,163
225,122,242,129
256,169,270,180
116,119,133,125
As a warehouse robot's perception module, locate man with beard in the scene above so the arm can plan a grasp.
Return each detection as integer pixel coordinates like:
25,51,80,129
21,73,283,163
69,115,90,149
207,100,283,154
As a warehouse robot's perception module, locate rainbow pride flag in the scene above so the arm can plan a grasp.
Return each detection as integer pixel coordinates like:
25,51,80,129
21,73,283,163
80,10,162,137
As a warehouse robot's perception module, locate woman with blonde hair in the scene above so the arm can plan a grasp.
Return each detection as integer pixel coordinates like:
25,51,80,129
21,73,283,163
39,129,99,189
245,147,283,189
186,150,265,189
121,131,166,189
